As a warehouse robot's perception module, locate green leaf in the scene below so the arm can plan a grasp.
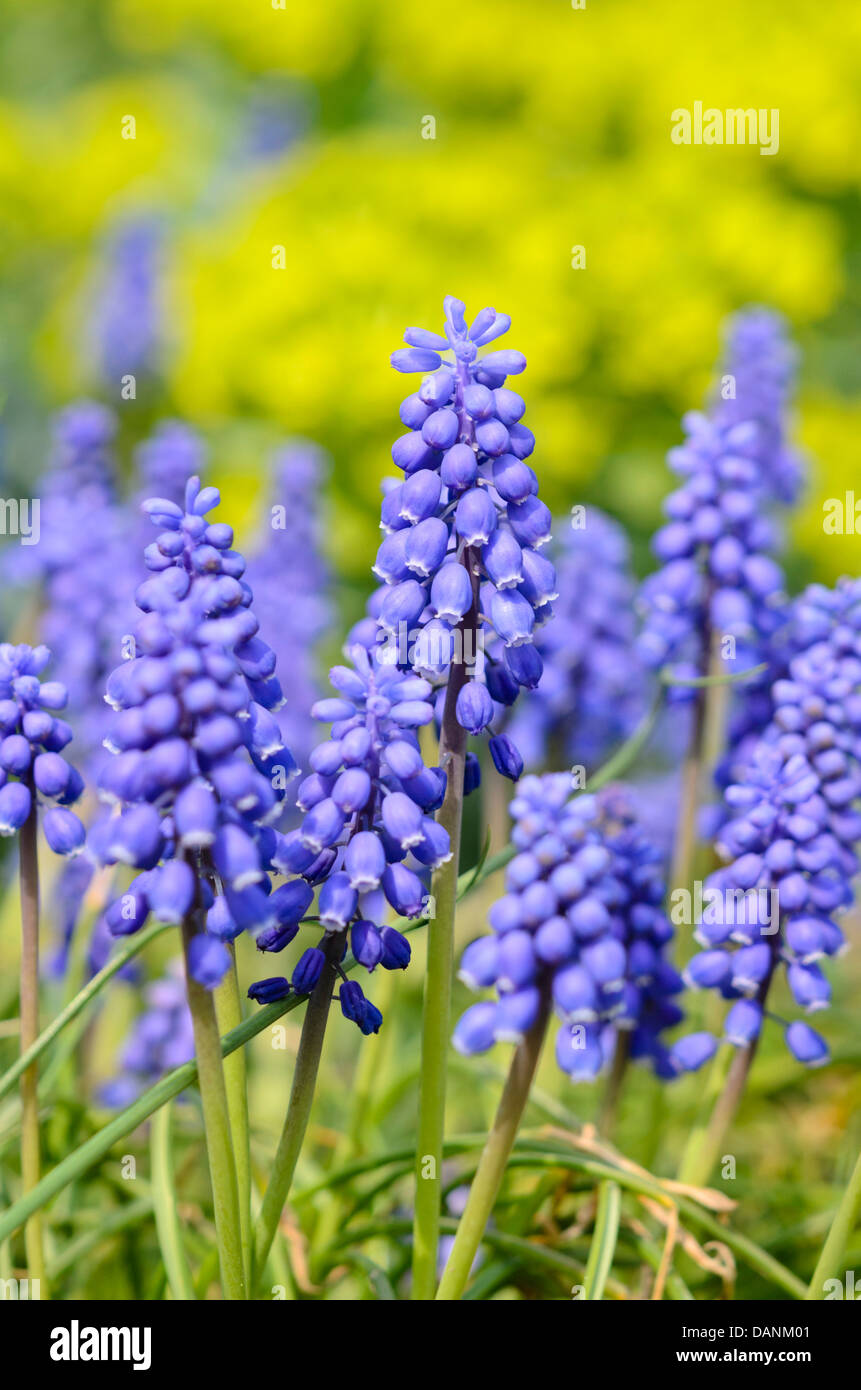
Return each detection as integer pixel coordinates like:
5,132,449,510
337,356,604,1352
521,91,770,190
660,662,767,689
0,920,173,1103
151,1101,196,1301
582,1180,621,1300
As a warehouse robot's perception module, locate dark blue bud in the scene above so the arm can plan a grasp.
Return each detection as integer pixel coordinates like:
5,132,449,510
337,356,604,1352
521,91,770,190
270,878,314,925
351,920,383,970
248,977,291,1004
380,925,412,970
503,643,543,689
488,734,523,781
292,946,326,994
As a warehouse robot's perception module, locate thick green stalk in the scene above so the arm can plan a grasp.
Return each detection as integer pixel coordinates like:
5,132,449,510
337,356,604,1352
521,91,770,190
253,934,340,1284
214,946,251,1287
411,728,467,1297
181,912,246,1300
436,995,550,1300
18,797,47,1293
411,536,478,1300
805,1136,861,1299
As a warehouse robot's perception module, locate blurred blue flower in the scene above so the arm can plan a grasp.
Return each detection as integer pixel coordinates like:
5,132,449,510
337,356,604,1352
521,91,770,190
454,775,685,1081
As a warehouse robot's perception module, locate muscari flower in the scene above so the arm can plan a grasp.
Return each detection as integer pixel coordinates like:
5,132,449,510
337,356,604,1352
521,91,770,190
100,966,195,1107
637,308,801,701
350,297,556,782
454,775,685,1081
0,643,85,853
96,476,297,988
90,214,163,386
248,642,448,1033
135,421,206,511
713,307,804,505
247,441,332,772
507,507,646,772
670,577,861,1071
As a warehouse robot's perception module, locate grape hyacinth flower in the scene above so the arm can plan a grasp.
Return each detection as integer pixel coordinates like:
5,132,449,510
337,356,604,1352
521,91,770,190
248,441,332,771
0,644,86,852
454,775,684,1081
672,577,861,1083
375,297,556,1296
636,309,802,893
250,640,444,1033
0,642,86,1292
101,967,195,1108
135,421,206,511
97,474,296,1300
2,401,136,769
90,214,163,387
713,307,804,505
507,508,646,772
355,296,557,784
98,475,295,985
250,641,446,1277
637,316,798,688
439,775,684,1301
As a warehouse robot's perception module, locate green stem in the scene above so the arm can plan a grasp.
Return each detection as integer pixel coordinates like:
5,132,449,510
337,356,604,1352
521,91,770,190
411,537,478,1301
291,1131,807,1297
0,920,172,1103
150,1102,196,1301
677,1041,733,1184
678,1041,758,1189
436,994,550,1300
253,933,340,1284
668,635,729,899
678,946,778,1188
310,967,397,1278
669,689,707,896
582,1180,622,1300
181,911,246,1300
214,945,251,1288
597,1032,630,1138
0,863,509,1251
18,796,47,1294
805,1134,861,1299
587,689,664,792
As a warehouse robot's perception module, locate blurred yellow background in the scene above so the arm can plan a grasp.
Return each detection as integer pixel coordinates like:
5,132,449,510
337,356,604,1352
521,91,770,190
1,0,858,597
